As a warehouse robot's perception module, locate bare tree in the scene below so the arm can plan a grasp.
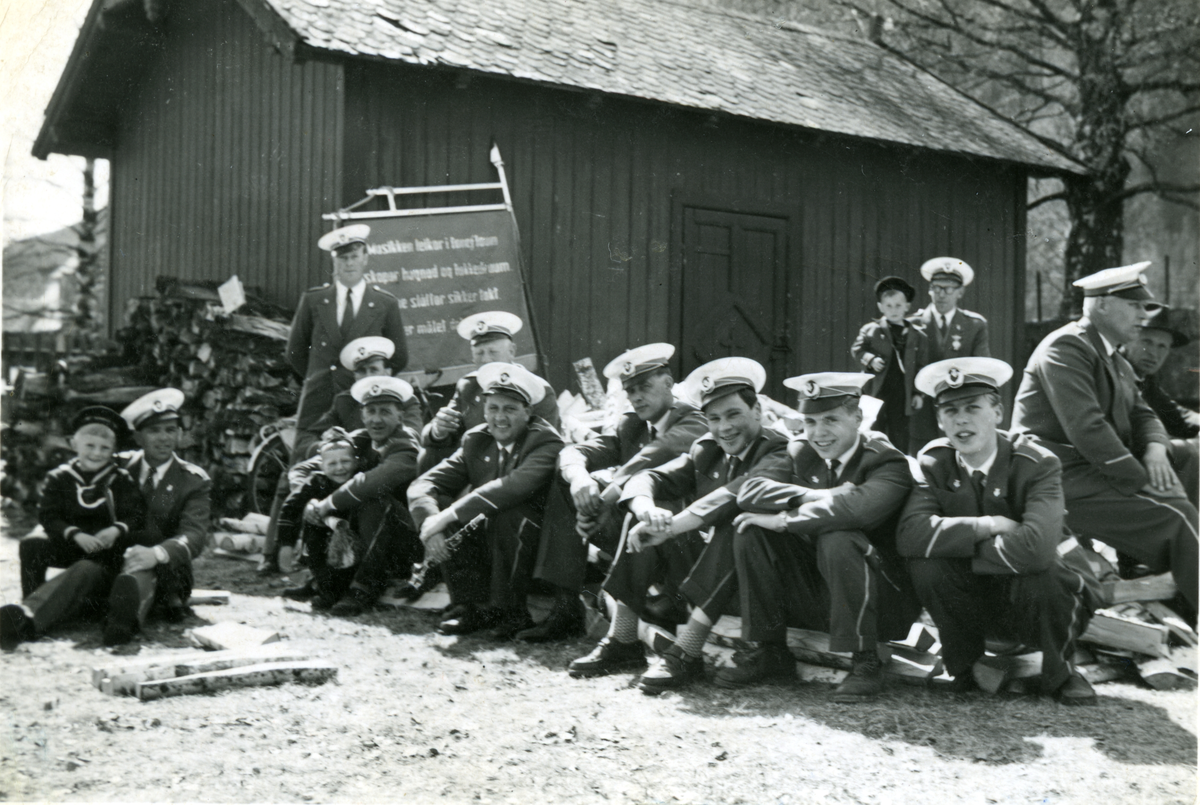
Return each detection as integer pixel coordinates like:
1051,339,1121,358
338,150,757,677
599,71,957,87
849,0,1200,316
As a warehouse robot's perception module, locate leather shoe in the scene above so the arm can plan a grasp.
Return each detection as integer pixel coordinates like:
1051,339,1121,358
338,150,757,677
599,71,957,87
283,580,317,601
568,638,646,678
330,587,373,617
1053,671,1096,706
438,605,503,636
714,642,796,688
103,574,141,647
832,650,882,703
517,597,585,642
637,644,705,694
488,609,537,640
1,604,34,651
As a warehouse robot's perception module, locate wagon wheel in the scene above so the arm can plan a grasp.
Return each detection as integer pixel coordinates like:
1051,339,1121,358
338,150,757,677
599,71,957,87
246,431,290,515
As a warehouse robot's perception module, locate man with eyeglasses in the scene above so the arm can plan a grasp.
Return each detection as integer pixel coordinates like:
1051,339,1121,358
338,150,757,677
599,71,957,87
910,257,990,451
1012,262,1197,621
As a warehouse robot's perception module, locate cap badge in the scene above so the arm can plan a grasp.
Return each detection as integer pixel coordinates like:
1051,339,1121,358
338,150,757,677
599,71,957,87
475,320,488,333
947,367,963,388
370,384,381,396
357,346,367,357
623,361,634,376
499,372,510,384
152,400,165,411
700,376,713,392
803,379,819,398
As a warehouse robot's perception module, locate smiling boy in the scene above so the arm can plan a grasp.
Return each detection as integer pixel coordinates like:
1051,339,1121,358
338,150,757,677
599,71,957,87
898,358,1102,703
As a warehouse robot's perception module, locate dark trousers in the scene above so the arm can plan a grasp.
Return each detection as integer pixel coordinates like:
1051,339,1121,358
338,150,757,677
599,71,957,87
304,495,421,602
532,478,622,593
1064,485,1198,613
444,509,542,611
19,535,87,598
263,429,321,561
734,526,917,652
909,557,1092,692
602,516,705,621
23,559,161,634
1170,438,1199,508
679,524,743,619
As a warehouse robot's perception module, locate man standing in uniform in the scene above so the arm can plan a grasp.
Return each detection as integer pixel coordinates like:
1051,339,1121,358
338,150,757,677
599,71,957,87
408,363,565,639
524,344,707,642
568,358,791,693
420,311,558,472
909,257,990,451
900,358,1101,702
1012,262,1197,619
731,373,920,702
260,224,408,574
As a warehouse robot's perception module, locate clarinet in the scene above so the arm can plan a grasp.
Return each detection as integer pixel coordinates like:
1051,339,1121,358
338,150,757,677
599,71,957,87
404,514,488,596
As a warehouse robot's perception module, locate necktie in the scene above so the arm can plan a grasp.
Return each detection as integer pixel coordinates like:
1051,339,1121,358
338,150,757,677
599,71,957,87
497,447,509,477
647,424,657,444
827,459,841,488
971,470,986,509
725,456,741,483
340,290,355,339
142,470,156,500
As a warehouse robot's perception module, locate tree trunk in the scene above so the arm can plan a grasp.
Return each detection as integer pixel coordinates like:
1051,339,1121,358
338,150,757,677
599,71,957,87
75,158,100,350
1059,168,1127,318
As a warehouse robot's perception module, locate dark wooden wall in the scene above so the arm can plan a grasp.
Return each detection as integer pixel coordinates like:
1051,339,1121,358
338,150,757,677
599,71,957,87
344,62,1027,396
108,0,344,317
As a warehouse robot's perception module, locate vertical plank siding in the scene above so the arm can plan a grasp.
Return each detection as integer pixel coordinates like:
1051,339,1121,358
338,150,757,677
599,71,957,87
108,0,343,315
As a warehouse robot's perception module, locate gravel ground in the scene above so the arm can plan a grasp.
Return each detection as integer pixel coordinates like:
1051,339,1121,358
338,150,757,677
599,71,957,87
0,509,1195,804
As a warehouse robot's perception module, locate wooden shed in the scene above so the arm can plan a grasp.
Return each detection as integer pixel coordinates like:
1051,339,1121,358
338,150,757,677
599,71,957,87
33,0,1079,398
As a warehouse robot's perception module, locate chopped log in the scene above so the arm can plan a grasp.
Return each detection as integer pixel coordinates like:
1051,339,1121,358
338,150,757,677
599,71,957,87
218,513,271,536
101,647,315,695
92,651,214,688
136,662,337,700
1103,573,1178,605
971,652,1043,694
228,315,290,341
189,622,281,651
188,590,231,606
1081,610,1170,657
887,623,938,654
887,653,942,686
709,615,892,672
214,532,266,554
1078,660,1130,685
211,548,265,564
1137,651,1198,691
1142,602,1198,647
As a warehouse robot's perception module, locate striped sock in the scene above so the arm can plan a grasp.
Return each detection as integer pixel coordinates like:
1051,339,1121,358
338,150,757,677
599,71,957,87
609,602,639,644
675,617,711,659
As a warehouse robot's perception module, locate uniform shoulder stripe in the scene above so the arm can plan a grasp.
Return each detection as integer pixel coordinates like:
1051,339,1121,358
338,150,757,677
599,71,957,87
178,460,211,480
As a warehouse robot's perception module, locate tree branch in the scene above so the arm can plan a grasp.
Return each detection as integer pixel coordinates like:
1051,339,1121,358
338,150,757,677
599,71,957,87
1028,191,1068,210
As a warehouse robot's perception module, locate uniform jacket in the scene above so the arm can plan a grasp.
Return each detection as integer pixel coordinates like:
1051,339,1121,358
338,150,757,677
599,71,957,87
39,458,146,564
558,399,708,491
276,473,342,550
286,282,407,432
851,317,928,414
620,428,792,529
898,431,1100,600
290,426,420,513
408,419,564,529
119,452,212,570
309,390,424,442
1012,318,1169,497
1135,372,1199,440
909,306,990,362
737,431,913,557
421,371,559,458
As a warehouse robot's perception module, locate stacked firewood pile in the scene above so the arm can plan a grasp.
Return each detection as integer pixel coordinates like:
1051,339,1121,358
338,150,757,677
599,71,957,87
1,278,296,518
118,278,297,516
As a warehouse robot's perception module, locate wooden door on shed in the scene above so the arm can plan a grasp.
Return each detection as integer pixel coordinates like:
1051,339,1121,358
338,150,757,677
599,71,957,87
679,206,790,400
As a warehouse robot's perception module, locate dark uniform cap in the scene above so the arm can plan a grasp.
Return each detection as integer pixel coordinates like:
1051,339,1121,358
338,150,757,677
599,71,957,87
784,372,872,414
71,406,127,438
120,388,184,431
1073,261,1160,305
476,362,546,406
340,336,396,371
351,375,414,405
920,256,974,287
874,276,916,303
318,224,371,255
603,343,675,387
456,311,524,346
1140,306,1190,348
916,357,1013,405
682,357,765,408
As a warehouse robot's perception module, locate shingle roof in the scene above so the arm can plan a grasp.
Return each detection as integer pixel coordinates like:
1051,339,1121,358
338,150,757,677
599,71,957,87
262,0,1080,172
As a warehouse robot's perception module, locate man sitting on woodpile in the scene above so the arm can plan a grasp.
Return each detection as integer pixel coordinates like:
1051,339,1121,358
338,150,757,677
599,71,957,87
407,362,564,639
730,373,921,702
1121,307,1198,506
569,358,791,694
899,358,1103,702
283,376,423,616
526,343,708,643
1012,262,1197,622
419,311,559,473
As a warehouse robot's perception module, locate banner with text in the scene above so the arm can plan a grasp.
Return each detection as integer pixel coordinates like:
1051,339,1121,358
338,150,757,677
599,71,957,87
361,209,535,386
